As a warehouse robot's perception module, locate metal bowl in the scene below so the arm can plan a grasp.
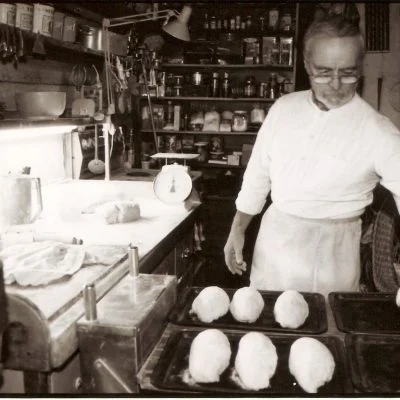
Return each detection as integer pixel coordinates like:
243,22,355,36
15,91,66,120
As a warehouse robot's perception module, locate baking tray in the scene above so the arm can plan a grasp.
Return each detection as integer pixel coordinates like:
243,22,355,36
346,333,400,393
169,287,328,334
329,292,400,334
151,327,352,394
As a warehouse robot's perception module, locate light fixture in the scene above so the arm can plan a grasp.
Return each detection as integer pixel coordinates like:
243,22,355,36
102,5,193,180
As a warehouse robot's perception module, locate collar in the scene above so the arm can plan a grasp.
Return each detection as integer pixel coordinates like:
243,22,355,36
311,90,330,111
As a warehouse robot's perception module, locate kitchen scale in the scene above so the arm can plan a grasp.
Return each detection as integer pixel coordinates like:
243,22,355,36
151,153,199,204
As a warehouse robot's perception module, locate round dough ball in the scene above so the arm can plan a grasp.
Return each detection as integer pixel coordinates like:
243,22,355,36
230,287,264,323
190,286,230,323
235,332,278,390
289,337,335,393
189,329,231,383
273,290,309,329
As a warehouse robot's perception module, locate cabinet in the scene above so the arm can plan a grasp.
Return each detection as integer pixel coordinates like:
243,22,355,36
137,2,299,165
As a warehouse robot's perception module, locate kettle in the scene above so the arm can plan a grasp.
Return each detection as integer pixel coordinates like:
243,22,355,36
0,175,43,232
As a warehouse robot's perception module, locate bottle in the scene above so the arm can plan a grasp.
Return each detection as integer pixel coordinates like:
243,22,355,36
267,73,278,100
203,13,209,30
268,7,279,31
166,100,173,123
221,72,231,97
211,72,220,97
244,76,256,97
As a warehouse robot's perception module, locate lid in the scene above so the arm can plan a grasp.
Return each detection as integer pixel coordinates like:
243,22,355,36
233,110,247,114
212,72,219,78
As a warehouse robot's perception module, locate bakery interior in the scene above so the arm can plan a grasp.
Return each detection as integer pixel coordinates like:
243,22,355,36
0,0,400,395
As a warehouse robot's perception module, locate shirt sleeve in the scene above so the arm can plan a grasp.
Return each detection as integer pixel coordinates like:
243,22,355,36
235,99,281,215
374,115,400,211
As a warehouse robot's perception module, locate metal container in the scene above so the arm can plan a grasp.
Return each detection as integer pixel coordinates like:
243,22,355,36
192,71,204,86
32,3,54,37
77,24,102,51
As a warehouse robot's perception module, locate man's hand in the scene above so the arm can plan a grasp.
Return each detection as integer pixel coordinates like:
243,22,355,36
224,230,247,275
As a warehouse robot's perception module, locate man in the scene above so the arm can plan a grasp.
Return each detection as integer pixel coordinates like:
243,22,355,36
224,15,400,297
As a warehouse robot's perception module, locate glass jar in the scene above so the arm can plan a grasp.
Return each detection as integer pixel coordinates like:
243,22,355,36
221,72,231,97
244,76,256,97
250,103,265,124
232,110,249,132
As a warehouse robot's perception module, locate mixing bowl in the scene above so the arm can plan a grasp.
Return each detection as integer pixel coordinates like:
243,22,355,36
15,91,66,119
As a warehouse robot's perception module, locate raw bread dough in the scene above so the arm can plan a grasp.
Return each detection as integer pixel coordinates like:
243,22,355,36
190,286,230,323
235,332,278,390
189,329,231,383
96,201,140,224
289,337,335,393
229,286,264,323
273,290,309,329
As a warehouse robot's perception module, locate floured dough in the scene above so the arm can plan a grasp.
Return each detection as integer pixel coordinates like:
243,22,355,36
273,290,309,329
96,201,140,224
235,332,278,390
230,286,264,323
189,329,231,383
190,286,230,323
289,337,335,393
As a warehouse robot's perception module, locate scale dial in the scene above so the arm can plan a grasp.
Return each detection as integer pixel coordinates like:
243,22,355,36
153,164,193,204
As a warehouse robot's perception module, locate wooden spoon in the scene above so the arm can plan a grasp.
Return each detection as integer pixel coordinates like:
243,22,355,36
88,124,105,175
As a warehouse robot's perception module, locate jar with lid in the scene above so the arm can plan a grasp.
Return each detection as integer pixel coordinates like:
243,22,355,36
244,76,256,97
268,7,279,31
232,110,249,132
221,72,231,97
280,12,292,32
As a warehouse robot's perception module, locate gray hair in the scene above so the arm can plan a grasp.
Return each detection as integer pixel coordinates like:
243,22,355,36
303,15,365,65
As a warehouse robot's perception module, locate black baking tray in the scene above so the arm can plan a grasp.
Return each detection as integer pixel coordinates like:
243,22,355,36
346,333,400,393
169,286,328,334
151,327,352,394
329,292,400,334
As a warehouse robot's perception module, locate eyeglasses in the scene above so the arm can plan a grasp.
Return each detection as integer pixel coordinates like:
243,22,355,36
311,75,359,84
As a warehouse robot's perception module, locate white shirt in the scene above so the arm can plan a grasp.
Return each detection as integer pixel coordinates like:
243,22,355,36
236,90,400,219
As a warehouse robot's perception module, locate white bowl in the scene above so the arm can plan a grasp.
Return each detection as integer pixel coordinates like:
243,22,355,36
15,91,66,120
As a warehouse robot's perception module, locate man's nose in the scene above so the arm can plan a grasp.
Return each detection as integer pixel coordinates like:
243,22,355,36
329,76,341,90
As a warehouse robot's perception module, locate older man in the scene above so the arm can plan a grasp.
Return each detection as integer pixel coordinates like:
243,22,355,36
224,15,400,296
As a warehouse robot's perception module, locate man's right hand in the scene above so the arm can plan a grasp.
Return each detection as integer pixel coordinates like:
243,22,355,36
224,230,247,276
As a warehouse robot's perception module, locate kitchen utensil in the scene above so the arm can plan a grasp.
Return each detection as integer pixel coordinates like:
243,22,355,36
150,328,352,394
71,65,95,117
70,63,86,92
16,28,26,62
329,292,400,334
32,32,46,59
92,64,105,121
169,286,327,334
345,333,400,393
88,124,105,175
15,91,66,119
0,175,42,232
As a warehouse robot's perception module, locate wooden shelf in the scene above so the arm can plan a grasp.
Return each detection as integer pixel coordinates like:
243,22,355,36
142,96,275,103
162,63,293,70
141,129,258,136
191,161,246,170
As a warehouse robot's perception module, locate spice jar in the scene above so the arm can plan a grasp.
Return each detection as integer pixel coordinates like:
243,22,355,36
244,76,256,97
250,103,265,124
232,110,249,132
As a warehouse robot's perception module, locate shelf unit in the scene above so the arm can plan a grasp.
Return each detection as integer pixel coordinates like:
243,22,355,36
141,129,257,136
161,63,294,70
144,96,274,102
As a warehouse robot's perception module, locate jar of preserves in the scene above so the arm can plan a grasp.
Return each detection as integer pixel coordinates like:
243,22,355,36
232,110,249,132
244,76,256,97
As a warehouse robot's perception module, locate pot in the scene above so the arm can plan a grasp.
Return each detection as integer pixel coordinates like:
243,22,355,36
0,175,42,232
77,24,102,51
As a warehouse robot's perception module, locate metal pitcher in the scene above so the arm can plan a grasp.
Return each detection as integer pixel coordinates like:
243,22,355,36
0,175,43,232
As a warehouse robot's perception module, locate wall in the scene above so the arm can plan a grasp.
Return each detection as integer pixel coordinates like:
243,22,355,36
358,3,400,129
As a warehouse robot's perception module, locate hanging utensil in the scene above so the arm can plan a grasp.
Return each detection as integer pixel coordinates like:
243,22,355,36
71,64,87,92
88,124,105,175
92,64,104,121
16,28,26,62
32,32,46,59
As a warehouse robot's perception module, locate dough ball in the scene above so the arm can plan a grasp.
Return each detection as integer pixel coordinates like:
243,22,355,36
273,290,309,329
96,201,140,224
289,337,335,393
190,286,230,323
189,329,231,383
230,286,264,323
235,332,278,390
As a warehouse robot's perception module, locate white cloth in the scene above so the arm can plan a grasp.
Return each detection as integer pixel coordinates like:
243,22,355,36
250,204,361,297
236,90,400,219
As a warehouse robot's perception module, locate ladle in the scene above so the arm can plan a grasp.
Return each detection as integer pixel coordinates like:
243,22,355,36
88,124,105,175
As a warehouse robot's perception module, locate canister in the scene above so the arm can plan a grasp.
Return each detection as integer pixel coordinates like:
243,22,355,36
52,10,64,40
33,3,54,36
0,3,16,26
77,24,102,51
62,15,77,42
15,3,33,31
232,110,249,132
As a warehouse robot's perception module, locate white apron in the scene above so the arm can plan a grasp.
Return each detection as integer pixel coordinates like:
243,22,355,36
250,204,362,297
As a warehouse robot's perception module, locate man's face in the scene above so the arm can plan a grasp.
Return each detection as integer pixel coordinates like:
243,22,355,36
304,36,361,109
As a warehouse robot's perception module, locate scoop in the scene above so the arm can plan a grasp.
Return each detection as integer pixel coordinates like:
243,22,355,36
88,124,105,175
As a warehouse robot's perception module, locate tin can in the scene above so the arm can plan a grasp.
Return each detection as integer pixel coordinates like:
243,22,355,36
62,16,77,42
15,3,33,31
33,3,54,36
0,3,16,26
52,11,64,40
268,7,279,31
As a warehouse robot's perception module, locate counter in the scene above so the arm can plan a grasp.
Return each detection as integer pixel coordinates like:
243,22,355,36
1,179,202,393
